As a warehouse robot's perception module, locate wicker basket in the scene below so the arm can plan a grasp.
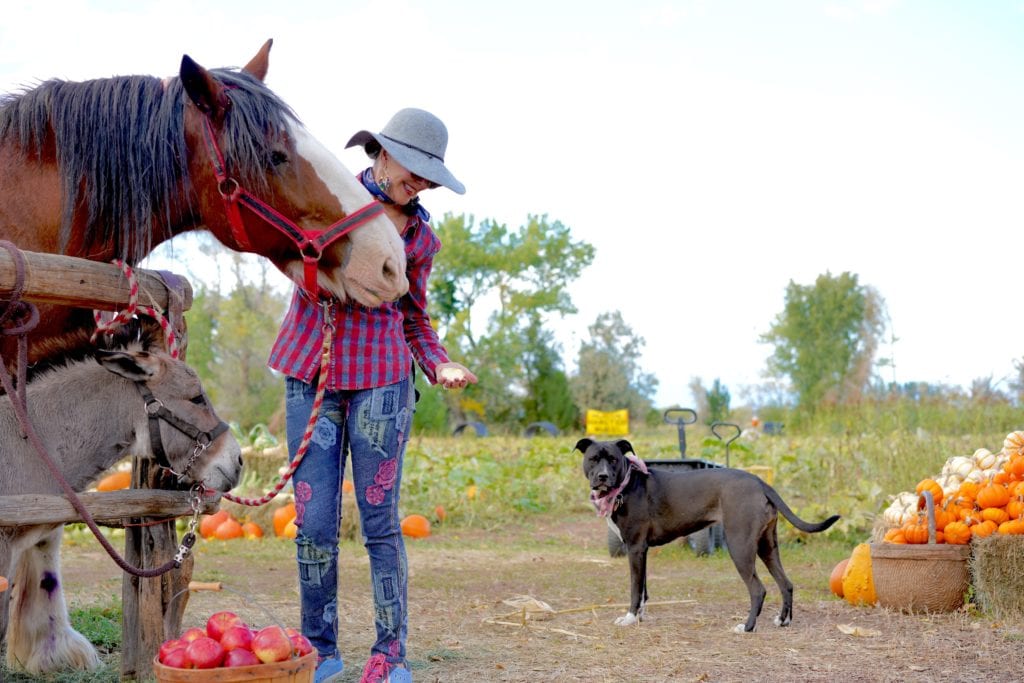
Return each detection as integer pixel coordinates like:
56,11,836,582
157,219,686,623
153,651,315,682
870,490,971,614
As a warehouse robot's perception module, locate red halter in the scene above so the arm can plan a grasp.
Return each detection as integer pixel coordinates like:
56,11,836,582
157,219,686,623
201,117,385,295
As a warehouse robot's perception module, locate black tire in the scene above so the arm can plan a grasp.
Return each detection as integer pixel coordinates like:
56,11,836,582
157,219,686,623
607,527,627,557
687,528,712,556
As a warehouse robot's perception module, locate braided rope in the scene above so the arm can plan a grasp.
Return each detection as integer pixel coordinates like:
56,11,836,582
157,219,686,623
92,259,179,358
223,328,332,506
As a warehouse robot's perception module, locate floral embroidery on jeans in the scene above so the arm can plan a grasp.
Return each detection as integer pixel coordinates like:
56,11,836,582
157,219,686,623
365,458,398,506
311,416,337,450
294,480,312,526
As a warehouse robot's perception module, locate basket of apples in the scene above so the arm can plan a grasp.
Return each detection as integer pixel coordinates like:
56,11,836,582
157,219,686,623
153,583,315,682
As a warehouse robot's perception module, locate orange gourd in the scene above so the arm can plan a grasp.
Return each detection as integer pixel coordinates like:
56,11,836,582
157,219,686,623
829,559,849,597
281,518,298,539
957,481,980,502
915,479,943,506
971,519,998,538
241,521,264,539
96,470,132,492
199,509,230,539
902,519,929,544
214,517,244,540
841,543,876,606
977,482,1010,510
943,521,971,545
273,503,297,537
1006,499,1024,520
1005,455,1024,480
981,507,1009,525
434,505,447,523
400,514,431,539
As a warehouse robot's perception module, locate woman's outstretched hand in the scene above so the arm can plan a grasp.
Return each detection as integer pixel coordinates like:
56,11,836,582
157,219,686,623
436,362,478,390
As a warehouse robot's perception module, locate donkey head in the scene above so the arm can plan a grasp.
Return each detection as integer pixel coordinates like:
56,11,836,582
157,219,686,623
96,349,243,492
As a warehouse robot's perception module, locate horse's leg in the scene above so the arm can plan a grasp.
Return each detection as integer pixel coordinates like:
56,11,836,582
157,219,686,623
7,525,101,674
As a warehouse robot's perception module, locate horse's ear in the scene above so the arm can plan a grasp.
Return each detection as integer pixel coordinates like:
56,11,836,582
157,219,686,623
180,54,232,121
574,438,593,454
96,349,158,382
242,39,273,82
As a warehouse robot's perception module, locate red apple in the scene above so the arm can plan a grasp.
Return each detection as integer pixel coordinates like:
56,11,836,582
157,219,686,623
206,610,244,642
161,646,191,669
158,638,187,663
185,636,225,669
224,648,262,667
251,625,293,664
179,626,207,643
219,624,254,652
290,633,313,657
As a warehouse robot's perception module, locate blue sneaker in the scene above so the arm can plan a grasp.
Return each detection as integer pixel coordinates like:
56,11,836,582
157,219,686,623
315,656,345,683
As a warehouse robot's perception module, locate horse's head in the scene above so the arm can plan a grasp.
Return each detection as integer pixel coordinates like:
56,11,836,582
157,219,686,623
179,40,409,306
96,348,243,492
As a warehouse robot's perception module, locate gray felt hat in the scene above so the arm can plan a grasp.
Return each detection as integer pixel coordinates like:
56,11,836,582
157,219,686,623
346,108,465,195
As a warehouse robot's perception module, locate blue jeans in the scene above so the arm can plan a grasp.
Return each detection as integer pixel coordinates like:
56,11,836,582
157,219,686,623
284,375,415,668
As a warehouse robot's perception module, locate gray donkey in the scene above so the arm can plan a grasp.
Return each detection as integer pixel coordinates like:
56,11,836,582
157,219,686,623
0,347,242,674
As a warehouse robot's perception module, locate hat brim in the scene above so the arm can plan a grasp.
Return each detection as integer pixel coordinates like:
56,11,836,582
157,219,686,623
346,130,465,195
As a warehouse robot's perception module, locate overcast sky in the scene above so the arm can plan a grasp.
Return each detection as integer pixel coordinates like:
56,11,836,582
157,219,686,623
2,0,1021,408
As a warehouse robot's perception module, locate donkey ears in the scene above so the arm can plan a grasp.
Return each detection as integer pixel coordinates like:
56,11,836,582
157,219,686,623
96,349,158,382
180,54,232,120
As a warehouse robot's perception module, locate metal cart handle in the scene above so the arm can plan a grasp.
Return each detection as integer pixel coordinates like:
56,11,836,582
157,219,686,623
711,421,741,446
663,408,697,425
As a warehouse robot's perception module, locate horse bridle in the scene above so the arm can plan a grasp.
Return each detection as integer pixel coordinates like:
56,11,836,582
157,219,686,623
200,116,385,296
136,382,229,484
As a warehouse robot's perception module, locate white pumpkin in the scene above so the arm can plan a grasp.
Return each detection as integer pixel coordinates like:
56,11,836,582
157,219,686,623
941,455,976,480
1003,431,1024,457
973,448,997,470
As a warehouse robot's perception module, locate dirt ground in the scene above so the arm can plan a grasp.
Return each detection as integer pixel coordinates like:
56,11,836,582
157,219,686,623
55,512,1024,683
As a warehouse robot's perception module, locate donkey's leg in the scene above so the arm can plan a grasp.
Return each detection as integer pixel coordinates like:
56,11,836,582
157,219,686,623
8,525,100,674
0,531,14,660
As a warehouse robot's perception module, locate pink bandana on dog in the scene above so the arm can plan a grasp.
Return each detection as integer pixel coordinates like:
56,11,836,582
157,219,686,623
590,452,649,517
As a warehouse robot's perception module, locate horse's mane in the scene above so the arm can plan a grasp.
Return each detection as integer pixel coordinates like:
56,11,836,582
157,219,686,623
0,68,296,263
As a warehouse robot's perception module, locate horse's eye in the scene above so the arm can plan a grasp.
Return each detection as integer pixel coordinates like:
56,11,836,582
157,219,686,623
189,395,207,405
270,150,289,167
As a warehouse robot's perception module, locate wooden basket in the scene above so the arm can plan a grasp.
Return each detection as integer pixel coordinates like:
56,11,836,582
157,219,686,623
153,651,315,683
870,490,970,614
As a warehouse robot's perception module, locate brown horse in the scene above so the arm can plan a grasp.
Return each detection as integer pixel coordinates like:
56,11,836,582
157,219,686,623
0,40,408,369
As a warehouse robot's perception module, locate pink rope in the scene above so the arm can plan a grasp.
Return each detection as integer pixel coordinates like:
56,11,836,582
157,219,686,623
92,259,179,358
223,328,332,507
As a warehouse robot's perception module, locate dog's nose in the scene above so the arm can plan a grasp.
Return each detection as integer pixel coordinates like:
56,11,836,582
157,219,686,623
596,473,608,483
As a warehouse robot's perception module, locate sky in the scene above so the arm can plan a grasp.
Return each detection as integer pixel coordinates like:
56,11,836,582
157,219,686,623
2,0,1022,409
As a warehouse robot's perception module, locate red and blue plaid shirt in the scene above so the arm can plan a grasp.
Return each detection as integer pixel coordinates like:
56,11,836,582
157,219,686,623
268,198,450,389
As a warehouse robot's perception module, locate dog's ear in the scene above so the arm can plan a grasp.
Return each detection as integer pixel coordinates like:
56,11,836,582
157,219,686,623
616,439,634,455
574,438,593,453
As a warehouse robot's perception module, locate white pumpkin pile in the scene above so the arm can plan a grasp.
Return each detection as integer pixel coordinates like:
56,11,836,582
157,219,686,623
881,445,1011,528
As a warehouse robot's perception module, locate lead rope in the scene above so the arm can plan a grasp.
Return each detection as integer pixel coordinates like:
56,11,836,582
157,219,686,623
92,259,180,358
223,299,334,506
0,243,189,577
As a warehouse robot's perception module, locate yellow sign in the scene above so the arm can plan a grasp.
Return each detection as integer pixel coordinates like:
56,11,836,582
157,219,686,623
586,409,630,436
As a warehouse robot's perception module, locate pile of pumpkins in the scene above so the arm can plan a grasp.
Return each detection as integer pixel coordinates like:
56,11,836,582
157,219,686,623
878,430,1024,545
831,430,1024,606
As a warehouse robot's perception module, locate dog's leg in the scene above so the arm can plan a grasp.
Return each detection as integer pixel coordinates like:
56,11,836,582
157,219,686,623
758,524,794,627
615,547,648,626
7,526,101,674
724,528,766,633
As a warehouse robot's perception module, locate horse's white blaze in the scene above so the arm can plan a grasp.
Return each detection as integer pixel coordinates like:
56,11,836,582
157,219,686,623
290,122,408,306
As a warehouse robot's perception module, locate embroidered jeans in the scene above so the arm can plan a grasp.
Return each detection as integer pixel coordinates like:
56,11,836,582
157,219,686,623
284,375,414,667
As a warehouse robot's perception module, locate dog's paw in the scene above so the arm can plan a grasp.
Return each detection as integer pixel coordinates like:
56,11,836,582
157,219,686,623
614,612,639,626
774,615,792,627
732,623,754,634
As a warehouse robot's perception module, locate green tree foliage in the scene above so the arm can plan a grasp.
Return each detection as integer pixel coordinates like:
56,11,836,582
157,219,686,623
185,254,287,431
706,378,731,424
571,311,658,419
429,213,594,426
522,318,579,430
760,271,886,411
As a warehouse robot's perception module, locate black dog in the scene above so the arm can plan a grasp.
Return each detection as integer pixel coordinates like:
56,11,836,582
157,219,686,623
577,437,839,632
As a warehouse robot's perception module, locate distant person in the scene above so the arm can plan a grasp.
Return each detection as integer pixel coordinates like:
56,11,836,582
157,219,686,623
269,108,478,683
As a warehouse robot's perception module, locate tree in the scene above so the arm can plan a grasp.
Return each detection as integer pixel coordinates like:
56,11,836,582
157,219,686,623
705,378,731,424
760,271,886,411
571,311,658,421
428,213,594,426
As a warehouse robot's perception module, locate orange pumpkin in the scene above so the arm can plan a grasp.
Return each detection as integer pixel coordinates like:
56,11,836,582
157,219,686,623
829,559,849,597
434,504,447,523
943,521,971,545
199,510,230,539
0,575,7,592
1005,455,1024,480
977,482,1010,510
981,507,1010,525
915,479,943,506
342,479,355,494
96,470,132,492
273,503,297,537
214,517,244,540
400,514,431,539
281,518,298,539
902,519,930,544
971,519,998,538
1006,499,1024,520
957,481,980,502
241,521,264,539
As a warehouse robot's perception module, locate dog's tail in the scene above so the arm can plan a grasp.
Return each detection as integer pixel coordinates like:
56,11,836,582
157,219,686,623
762,481,840,533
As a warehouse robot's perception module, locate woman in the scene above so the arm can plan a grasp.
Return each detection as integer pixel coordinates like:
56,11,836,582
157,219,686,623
268,108,477,683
